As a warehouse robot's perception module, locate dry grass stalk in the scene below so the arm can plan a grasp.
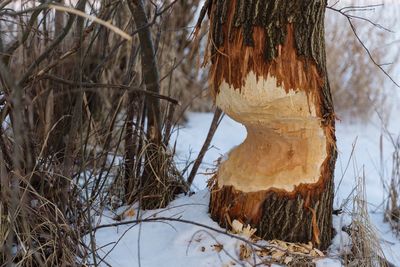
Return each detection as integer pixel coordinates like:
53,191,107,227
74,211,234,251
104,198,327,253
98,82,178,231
345,169,389,267
384,135,400,234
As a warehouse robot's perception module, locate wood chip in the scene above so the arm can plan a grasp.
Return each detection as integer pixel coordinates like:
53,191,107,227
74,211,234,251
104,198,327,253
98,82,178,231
239,244,252,260
284,256,293,264
231,220,243,234
213,243,223,252
123,208,135,218
271,250,286,260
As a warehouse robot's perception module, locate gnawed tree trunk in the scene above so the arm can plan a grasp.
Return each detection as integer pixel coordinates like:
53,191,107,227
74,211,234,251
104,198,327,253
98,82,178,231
206,0,337,249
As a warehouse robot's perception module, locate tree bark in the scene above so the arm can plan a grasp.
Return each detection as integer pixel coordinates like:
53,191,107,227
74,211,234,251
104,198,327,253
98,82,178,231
207,0,336,250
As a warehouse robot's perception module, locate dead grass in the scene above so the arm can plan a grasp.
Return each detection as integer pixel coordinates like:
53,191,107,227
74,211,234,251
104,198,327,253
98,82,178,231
0,0,193,265
123,142,188,210
384,134,400,235
343,169,389,267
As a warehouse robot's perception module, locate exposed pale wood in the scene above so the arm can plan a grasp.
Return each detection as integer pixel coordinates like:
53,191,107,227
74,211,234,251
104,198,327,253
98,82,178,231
216,72,327,192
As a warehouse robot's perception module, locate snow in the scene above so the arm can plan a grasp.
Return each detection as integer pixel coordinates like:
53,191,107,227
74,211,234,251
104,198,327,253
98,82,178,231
91,190,269,267
173,113,246,191
89,109,400,267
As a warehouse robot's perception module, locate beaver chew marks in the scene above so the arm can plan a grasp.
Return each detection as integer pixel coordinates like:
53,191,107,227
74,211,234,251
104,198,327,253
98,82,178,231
215,72,327,192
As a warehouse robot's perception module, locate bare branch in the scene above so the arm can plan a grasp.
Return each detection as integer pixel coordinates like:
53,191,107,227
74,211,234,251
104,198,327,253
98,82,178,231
17,0,86,86
127,0,162,145
327,5,400,88
39,74,179,104
187,108,223,188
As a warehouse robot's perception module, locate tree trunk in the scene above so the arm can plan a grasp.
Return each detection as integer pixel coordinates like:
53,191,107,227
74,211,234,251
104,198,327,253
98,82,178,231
206,0,337,250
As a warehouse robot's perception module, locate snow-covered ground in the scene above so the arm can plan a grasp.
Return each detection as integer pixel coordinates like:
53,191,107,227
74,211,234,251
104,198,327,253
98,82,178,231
90,111,400,267
88,4,400,256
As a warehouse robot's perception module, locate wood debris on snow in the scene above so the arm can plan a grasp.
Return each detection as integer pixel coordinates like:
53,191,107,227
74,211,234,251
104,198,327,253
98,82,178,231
212,243,224,253
256,239,325,265
227,219,325,265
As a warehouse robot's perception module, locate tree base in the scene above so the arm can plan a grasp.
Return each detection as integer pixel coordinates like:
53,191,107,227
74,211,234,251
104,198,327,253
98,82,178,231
210,180,334,250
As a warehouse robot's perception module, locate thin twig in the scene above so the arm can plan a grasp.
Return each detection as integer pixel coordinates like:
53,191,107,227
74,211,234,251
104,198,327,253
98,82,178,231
38,74,179,104
327,5,399,88
48,4,132,41
17,0,86,86
187,108,223,188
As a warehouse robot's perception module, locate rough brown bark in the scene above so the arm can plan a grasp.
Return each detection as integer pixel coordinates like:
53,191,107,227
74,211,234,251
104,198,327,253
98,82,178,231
207,0,337,250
